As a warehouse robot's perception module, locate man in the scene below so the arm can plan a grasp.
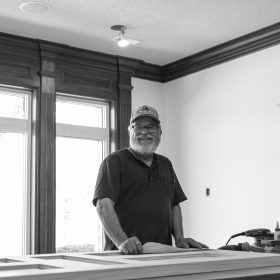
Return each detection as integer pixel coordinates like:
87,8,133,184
93,105,208,254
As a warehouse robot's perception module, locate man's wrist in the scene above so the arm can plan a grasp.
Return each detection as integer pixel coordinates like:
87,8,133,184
174,236,185,243
175,237,186,246
115,235,128,248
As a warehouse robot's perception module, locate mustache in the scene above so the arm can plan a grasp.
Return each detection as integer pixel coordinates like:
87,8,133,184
130,135,160,155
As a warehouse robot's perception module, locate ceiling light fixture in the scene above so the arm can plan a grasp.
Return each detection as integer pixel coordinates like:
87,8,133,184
111,25,142,48
19,1,50,14
117,33,130,48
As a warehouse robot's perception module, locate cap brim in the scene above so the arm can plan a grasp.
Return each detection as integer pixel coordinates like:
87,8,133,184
130,114,160,124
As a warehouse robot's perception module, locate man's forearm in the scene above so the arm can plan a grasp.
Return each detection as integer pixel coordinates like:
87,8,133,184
172,204,185,241
96,198,128,247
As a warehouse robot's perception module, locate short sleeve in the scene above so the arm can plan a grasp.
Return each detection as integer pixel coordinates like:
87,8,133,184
92,156,121,206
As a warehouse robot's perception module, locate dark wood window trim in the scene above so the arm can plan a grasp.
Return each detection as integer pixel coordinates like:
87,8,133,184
0,34,136,254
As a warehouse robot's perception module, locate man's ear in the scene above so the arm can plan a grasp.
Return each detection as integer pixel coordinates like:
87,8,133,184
128,125,133,136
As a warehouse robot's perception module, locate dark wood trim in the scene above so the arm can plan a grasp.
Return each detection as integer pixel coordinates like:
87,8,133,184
118,91,131,149
55,64,118,100
134,61,164,83
0,31,39,57
163,22,280,82
116,57,133,149
35,42,58,254
0,32,40,88
2,21,280,84
57,44,118,72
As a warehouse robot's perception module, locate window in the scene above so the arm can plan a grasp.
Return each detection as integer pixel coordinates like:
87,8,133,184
0,86,32,256
56,95,109,252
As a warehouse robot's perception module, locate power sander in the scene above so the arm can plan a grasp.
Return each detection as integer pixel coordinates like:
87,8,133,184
219,228,280,253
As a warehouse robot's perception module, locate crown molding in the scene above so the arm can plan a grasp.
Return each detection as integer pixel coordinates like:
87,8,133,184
1,21,280,84
133,61,164,83
163,22,280,82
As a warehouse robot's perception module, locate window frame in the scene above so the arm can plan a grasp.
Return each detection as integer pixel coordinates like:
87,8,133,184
55,93,110,251
0,85,33,255
56,94,109,139
0,37,133,255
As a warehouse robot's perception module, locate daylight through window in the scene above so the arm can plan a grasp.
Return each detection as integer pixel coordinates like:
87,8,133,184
56,95,109,253
0,86,31,256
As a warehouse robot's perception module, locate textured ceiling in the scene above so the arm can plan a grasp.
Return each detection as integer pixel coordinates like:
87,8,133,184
1,0,280,65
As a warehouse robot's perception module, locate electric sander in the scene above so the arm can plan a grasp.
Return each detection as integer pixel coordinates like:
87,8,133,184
219,228,280,253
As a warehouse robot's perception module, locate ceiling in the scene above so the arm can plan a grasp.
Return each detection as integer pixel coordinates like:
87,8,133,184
1,0,280,66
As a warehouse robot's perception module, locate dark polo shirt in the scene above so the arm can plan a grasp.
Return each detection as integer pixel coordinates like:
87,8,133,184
93,148,187,250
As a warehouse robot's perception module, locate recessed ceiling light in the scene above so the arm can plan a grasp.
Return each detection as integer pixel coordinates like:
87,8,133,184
19,2,50,14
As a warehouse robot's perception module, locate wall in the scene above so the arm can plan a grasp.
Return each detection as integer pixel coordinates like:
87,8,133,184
133,44,280,248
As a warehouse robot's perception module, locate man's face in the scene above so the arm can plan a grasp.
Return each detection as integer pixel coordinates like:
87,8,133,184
129,117,161,155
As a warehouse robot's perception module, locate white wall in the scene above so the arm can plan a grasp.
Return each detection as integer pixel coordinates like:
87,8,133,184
132,44,280,248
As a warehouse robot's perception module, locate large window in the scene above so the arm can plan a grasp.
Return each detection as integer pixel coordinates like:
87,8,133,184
0,88,110,256
0,86,32,256
56,95,109,252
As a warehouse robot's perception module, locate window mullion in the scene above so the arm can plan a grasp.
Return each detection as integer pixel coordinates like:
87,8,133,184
56,123,108,140
0,117,29,133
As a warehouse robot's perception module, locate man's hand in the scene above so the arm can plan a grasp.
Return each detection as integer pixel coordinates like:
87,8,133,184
118,236,143,255
175,237,209,249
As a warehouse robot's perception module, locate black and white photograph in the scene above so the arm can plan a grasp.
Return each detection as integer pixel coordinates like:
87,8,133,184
0,1,280,279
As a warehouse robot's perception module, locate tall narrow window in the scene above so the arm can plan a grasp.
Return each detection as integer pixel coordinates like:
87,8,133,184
56,95,109,253
0,86,32,256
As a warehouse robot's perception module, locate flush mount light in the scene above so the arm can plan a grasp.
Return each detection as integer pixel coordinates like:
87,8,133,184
19,1,50,13
111,25,142,48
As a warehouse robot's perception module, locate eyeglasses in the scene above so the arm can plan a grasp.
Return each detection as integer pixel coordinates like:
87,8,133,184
131,124,160,133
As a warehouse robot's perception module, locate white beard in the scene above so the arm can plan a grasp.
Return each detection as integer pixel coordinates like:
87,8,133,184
129,134,160,155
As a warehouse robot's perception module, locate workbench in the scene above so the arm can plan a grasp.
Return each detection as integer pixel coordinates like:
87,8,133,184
1,248,280,280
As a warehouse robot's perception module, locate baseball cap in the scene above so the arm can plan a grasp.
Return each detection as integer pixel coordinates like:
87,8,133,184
130,105,160,124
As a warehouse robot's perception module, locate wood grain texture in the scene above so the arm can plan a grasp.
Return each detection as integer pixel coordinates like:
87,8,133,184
1,250,280,280
35,43,57,254
0,33,134,254
142,242,200,254
134,61,164,83
118,72,132,149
